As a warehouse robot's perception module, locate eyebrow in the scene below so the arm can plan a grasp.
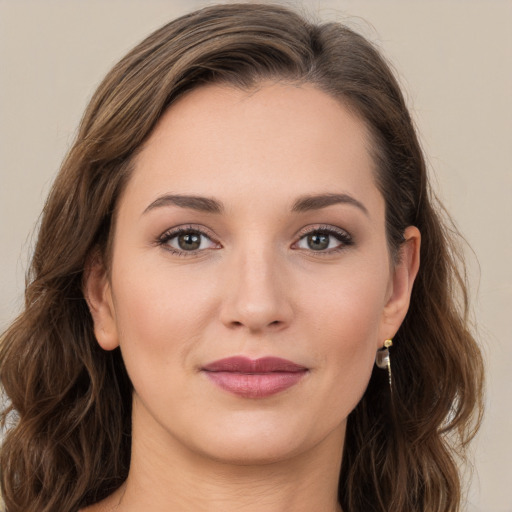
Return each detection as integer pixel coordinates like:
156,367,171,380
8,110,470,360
142,192,368,216
143,194,224,215
291,193,369,216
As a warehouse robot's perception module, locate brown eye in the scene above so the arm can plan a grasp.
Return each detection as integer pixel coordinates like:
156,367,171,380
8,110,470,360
160,228,218,254
295,227,353,253
307,233,329,251
177,232,201,251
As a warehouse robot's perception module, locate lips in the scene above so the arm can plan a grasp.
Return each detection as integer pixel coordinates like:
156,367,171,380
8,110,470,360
201,356,308,398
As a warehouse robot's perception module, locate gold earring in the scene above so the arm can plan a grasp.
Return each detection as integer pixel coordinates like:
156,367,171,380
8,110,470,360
375,339,393,388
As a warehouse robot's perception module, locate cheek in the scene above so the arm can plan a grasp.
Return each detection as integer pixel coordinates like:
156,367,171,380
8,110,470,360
304,261,388,345
108,259,228,434
110,258,219,376
300,263,388,408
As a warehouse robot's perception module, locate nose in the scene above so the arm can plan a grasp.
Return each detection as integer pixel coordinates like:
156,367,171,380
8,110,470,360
219,246,293,333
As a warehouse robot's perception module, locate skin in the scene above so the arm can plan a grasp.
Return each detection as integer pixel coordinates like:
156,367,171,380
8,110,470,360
84,82,420,512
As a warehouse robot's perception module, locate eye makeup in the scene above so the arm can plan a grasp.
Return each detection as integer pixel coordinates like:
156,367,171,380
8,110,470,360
155,222,354,258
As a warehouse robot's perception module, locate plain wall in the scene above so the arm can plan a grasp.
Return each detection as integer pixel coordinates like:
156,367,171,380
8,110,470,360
0,1,510,511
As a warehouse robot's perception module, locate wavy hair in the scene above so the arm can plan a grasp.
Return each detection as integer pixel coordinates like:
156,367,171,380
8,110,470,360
0,4,483,511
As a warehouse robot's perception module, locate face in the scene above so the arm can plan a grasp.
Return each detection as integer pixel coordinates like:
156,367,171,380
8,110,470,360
88,82,418,466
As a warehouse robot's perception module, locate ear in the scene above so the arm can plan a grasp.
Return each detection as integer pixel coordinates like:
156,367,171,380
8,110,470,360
83,252,119,351
379,226,421,342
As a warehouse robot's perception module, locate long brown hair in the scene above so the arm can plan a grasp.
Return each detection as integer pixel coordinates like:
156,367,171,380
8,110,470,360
0,4,483,511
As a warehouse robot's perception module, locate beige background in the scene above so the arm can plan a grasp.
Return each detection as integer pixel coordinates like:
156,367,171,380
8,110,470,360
0,1,510,511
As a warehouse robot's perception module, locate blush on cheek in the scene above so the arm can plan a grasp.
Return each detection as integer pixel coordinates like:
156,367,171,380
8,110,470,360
314,290,383,396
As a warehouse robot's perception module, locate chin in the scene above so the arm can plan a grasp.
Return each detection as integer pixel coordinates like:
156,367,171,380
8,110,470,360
196,434,306,466
179,409,339,467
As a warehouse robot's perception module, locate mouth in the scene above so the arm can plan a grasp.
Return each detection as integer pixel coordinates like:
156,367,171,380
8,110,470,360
201,356,309,399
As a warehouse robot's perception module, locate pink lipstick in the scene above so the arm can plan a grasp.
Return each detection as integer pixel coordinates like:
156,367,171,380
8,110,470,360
201,356,308,398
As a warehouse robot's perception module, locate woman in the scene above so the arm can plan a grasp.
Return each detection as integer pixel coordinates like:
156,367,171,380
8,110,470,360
0,3,483,511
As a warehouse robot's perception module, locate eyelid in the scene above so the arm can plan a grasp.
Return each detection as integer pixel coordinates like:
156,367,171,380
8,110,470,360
295,223,351,239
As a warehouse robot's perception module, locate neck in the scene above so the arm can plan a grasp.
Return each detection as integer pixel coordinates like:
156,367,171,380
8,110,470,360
114,400,345,512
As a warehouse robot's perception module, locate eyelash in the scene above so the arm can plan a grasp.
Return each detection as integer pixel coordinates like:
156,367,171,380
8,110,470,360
156,224,353,257
157,225,219,257
294,224,354,255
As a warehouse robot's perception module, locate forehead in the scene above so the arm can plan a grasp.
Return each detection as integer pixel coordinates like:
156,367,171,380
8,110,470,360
124,82,381,214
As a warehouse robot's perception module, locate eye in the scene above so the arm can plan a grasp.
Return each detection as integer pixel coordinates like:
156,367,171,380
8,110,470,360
158,226,219,255
295,226,353,253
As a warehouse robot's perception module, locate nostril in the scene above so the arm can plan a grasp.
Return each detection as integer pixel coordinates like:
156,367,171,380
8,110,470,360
229,319,283,330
